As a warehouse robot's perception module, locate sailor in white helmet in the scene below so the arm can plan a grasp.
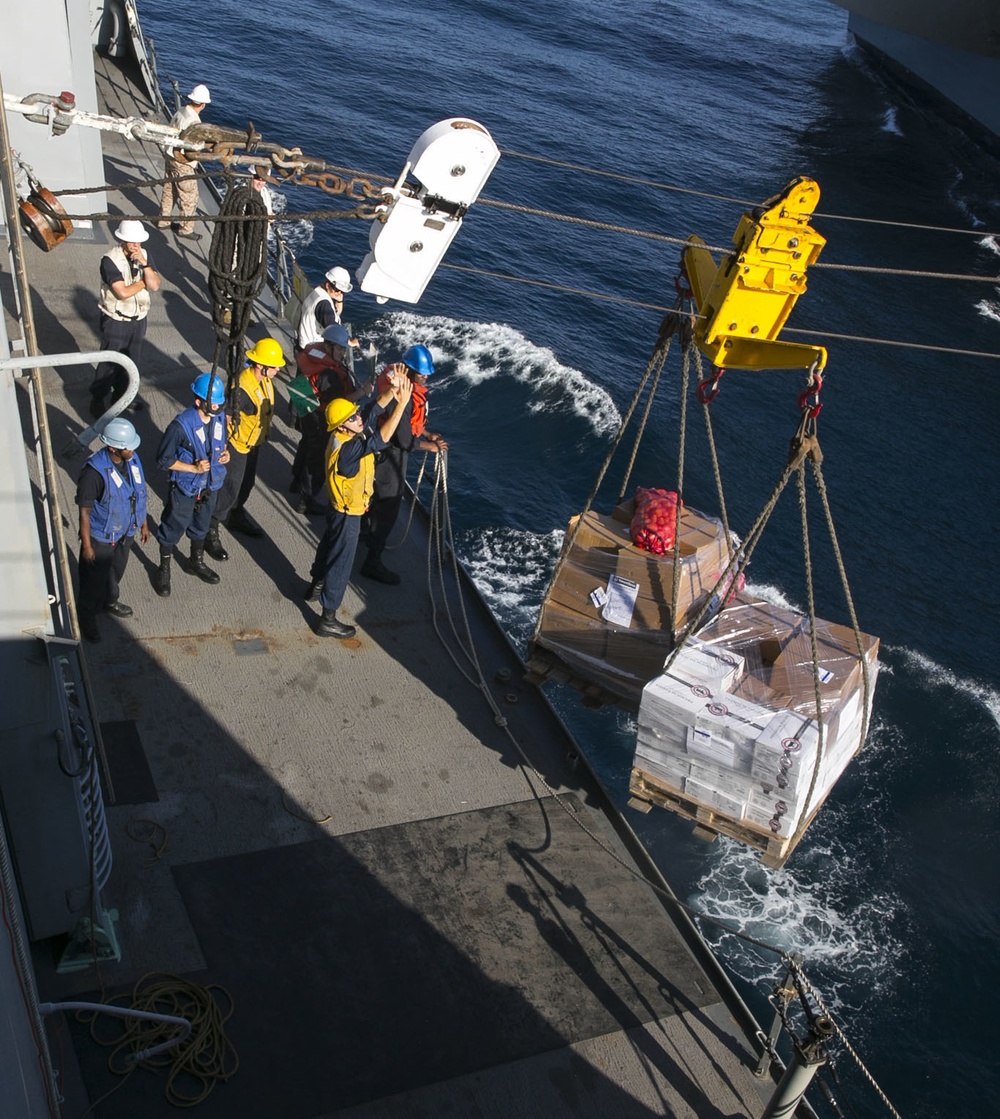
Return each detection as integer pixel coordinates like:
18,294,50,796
89,219,160,418
159,82,212,240
296,266,353,350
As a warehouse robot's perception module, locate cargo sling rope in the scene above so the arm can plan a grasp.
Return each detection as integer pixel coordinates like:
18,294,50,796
419,443,901,1119
656,341,874,857
528,298,686,648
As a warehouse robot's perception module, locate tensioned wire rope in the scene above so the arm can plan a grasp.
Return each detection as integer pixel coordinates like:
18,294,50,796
499,146,1000,240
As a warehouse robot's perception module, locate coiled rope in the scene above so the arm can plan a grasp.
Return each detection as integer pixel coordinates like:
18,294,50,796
206,181,268,385
82,973,238,1108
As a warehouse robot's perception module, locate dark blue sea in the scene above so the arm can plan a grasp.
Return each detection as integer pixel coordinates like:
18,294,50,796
140,2,1000,1115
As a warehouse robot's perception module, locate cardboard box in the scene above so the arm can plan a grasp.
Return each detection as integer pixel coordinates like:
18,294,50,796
686,755,756,800
537,599,607,662
546,555,614,616
685,776,749,819
670,638,745,692
605,626,672,682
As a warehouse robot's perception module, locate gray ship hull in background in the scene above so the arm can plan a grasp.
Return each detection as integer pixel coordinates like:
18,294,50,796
829,0,1000,140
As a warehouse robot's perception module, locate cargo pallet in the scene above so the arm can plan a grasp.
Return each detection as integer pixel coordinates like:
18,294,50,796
524,644,638,710
627,766,828,869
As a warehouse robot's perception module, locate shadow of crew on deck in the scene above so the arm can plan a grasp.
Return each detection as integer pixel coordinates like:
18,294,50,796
508,840,760,1117
22,622,685,1118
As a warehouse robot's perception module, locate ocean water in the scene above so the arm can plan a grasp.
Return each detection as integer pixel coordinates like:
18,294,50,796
138,2,1000,1116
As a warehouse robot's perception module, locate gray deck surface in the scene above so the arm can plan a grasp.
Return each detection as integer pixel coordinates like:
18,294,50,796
6,53,771,1119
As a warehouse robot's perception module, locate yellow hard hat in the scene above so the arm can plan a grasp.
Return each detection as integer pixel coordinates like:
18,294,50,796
245,337,286,368
325,397,358,431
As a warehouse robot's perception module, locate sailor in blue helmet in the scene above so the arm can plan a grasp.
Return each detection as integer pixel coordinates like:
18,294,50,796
74,417,149,643
360,344,447,584
153,373,231,597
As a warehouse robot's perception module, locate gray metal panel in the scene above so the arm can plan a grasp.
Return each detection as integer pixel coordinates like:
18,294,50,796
0,0,107,231
0,372,53,640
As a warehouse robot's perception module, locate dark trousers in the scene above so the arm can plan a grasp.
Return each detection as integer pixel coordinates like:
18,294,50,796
156,484,218,547
92,315,146,404
290,411,327,497
363,493,404,558
310,508,361,613
78,537,133,618
213,446,259,522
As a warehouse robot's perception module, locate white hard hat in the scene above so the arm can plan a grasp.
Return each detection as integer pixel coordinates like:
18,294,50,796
115,219,149,243
325,266,353,292
188,83,211,105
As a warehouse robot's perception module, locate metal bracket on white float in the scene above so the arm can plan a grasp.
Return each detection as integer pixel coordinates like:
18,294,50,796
356,118,500,304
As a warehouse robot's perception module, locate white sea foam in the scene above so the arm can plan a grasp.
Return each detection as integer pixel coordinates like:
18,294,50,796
457,525,562,639
880,106,902,136
975,298,1000,324
893,645,1000,730
689,833,907,1017
365,311,622,437
742,579,802,613
979,234,1000,258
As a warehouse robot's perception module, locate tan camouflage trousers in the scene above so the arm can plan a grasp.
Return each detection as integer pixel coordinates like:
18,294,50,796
159,157,200,235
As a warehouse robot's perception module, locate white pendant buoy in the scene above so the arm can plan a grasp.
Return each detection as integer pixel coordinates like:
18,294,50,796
356,118,500,304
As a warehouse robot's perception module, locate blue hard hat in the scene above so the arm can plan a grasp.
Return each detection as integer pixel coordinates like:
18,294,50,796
401,344,434,378
100,417,140,451
191,373,226,406
322,323,350,348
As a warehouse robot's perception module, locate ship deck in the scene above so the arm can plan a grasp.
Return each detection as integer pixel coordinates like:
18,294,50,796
8,52,775,1118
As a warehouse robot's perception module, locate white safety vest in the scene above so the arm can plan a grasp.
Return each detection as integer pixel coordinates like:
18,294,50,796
297,285,340,348
97,244,151,322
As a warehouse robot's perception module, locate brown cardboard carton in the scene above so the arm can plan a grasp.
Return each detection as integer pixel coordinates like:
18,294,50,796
537,599,608,661
605,626,672,681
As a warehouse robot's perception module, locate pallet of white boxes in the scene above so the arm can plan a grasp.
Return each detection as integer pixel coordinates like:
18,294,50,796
629,595,880,867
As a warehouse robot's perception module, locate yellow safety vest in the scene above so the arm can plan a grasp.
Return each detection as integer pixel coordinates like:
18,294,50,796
228,368,274,453
326,432,374,515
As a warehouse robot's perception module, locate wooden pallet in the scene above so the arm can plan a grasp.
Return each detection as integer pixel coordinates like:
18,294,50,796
627,766,829,869
524,645,635,710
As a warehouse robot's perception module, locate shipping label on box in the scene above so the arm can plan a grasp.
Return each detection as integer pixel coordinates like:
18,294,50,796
601,573,640,626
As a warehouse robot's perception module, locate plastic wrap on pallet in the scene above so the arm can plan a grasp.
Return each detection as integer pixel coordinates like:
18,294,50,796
534,502,735,701
632,593,880,854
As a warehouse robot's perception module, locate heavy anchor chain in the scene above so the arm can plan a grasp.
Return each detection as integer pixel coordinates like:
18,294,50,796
171,122,388,218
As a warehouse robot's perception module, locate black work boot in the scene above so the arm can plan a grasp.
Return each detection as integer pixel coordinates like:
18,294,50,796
189,540,221,585
204,517,229,561
360,549,401,586
305,578,323,603
316,610,356,639
154,545,172,597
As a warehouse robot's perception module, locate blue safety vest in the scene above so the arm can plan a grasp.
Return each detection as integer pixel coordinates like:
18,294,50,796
86,446,148,544
170,407,228,496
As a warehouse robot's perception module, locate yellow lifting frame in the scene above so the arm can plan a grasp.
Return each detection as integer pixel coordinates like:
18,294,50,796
682,176,828,372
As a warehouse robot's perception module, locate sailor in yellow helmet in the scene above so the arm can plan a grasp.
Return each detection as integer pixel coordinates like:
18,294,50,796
305,373,412,639
207,337,286,556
